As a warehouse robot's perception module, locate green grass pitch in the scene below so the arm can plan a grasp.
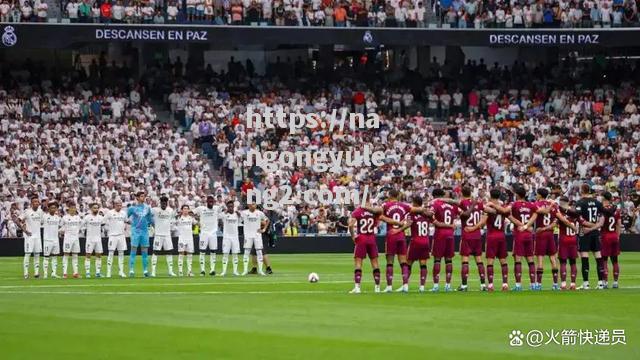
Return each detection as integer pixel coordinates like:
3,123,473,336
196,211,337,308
0,253,639,359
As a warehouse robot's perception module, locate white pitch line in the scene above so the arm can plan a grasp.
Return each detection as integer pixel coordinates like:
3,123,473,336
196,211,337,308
0,280,352,289
0,290,345,295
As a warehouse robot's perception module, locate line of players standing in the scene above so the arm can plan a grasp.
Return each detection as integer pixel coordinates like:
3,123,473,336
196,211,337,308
15,194,273,279
348,184,622,293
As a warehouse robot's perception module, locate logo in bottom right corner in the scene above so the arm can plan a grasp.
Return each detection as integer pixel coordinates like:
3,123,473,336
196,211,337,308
509,329,627,347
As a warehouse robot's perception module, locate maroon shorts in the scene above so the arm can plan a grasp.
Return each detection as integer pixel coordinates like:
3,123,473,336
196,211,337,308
558,239,578,260
513,232,534,257
600,233,620,257
486,233,507,259
431,235,455,259
354,235,379,259
385,237,407,256
408,239,430,262
534,232,557,256
460,235,483,256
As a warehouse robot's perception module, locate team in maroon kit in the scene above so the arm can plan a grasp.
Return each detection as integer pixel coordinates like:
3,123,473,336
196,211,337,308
347,184,623,293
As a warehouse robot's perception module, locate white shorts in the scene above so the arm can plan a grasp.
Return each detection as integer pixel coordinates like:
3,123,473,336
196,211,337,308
199,232,218,251
222,236,240,254
63,238,81,254
86,238,103,254
153,234,173,251
108,235,127,252
243,235,263,250
177,238,194,253
24,236,42,254
43,240,60,256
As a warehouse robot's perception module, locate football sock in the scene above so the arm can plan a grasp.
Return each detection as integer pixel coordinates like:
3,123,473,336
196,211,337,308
85,258,91,274
581,256,589,282
487,264,494,285
178,254,184,274
419,265,427,286
141,249,149,273
129,246,138,271
51,257,58,275
445,259,453,284
612,256,619,281
199,253,206,272
514,261,522,283
461,261,469,286
385,264,393,286
151,254,158,274
23,254,30,276
596,257,605,281
166,254,174,273
527,261,536,284
243,249,251,273
107,251,114,273
401,262,410,285
34,254,40,275
187,254,193,273
222,254,229,274
536,267,543,284
432,259,441,284
118,252,124,272
354,269,362,285
372,268,381,285
43,257,49,276
256,250,264,273
232,254,239,273
96,257,102,274
62,255,68,275
477,262,486,284
570,258,577,283
501,263,508,284
560,259,567,282
602,256,609,282
209,253,217,272
72,254,78,274
552,268,559,284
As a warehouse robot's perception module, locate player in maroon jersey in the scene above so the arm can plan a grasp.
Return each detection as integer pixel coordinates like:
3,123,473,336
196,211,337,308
363,189,422,293
483,188,511,291
508,185,538,291
533,188,560,291
430,188,459,292
457,186,487,292
554,197,581,290
600,192,622,289
400,195,432,292
348,203,401,294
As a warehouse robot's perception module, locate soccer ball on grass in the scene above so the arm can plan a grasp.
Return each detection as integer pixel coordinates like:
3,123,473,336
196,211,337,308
308,272,319,283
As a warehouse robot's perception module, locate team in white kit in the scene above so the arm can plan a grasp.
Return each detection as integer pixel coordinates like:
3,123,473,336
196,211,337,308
15,195,271,279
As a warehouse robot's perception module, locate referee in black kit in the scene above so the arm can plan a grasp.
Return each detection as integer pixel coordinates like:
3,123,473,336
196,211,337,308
572,184,607,290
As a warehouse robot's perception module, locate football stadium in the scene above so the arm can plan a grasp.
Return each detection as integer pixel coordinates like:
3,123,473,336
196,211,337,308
1,1,640,359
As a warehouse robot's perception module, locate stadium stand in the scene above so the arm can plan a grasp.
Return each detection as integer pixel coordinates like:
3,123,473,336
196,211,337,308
6,0,640,28
2,54,640,237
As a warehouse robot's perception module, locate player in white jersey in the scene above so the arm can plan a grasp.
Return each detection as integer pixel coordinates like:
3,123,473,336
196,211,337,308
195,195,221,276
82,203,105,278
15,196,43,278
240,203,269,275
151,196,177,277
105,200,128,278
61,202,82,278
175,205,197,277
42,202,62,279
220,201,241,276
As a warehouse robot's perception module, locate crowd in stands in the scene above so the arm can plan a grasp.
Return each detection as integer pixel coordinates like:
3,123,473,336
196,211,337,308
2,53,640,237
164,54,640,236
0,58,212,237
5,0,640,28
